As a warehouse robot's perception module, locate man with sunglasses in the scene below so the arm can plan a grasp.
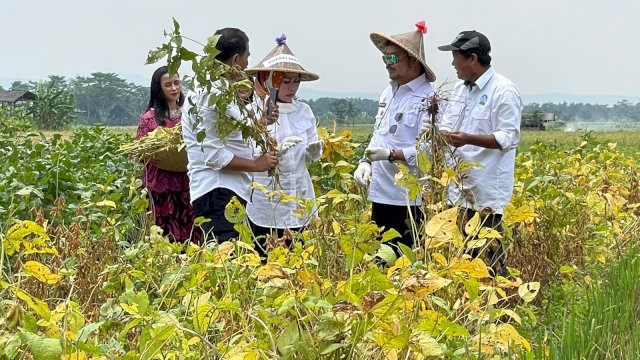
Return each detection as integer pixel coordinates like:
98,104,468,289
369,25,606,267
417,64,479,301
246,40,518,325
353,22,435,255
438,30,523,276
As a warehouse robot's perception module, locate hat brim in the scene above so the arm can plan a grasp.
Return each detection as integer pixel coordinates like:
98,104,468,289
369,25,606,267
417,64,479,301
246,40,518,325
244,66,319,81
437,44,459,51
370,32,436,82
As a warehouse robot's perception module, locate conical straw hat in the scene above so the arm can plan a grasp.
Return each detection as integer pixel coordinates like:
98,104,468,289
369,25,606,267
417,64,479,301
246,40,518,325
245,34,319,81
370,21,436,82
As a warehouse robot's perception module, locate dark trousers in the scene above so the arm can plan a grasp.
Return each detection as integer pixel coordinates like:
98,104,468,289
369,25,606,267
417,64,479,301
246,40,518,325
192,188,246,242
250,224,303,257
460,208,507,277
371,202,423,252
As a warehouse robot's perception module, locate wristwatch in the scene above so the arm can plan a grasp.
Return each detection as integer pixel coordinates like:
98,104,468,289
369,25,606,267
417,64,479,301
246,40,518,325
388,149,397,163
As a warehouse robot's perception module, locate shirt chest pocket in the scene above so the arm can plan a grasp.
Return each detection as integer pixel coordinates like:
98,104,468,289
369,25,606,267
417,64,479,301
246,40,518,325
470,107,492,134
389,108,419,140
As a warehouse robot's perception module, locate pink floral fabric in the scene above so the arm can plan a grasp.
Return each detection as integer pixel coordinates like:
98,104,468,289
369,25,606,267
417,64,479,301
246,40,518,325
136,109,200,243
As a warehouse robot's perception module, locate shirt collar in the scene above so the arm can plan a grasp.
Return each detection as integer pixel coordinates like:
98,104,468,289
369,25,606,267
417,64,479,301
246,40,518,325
473,66,495,91
391,74,428,92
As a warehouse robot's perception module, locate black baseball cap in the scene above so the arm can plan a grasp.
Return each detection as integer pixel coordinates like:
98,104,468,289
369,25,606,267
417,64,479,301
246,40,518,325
438,30,491,53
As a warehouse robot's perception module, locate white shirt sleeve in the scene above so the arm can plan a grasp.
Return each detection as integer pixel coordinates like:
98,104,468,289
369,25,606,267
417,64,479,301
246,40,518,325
491,89,522,151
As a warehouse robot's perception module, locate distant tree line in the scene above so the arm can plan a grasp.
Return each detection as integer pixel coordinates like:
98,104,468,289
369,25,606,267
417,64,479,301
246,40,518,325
5,73,640,129
524,100,640,122
9,73,148,127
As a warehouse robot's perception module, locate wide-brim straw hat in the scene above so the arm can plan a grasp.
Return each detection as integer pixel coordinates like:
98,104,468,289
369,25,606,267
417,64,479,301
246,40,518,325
245,34,319,81
370,21,436,82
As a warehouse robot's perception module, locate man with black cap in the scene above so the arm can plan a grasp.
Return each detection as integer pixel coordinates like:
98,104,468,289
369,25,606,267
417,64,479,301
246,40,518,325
438,30,523,276
353,21,435,254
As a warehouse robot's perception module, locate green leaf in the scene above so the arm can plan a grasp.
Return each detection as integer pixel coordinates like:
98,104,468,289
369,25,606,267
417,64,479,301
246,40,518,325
146,46,169,65
417,149,432,173
375,244,397,264
319,342,344,355
139,324,176,360
277,321,300,356
397,243,416,263
373,329,410,349
204,34,221,57
381,228,401,242
19,329,62,360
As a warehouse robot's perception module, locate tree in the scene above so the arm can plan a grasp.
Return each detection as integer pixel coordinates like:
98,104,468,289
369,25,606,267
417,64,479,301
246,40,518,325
27,79,76,130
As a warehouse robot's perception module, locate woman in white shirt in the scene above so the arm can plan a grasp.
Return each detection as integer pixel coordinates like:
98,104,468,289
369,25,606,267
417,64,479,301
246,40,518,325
244,35,323,250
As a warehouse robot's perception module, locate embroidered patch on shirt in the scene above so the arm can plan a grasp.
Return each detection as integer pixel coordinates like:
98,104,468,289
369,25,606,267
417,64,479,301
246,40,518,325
479,94,488,105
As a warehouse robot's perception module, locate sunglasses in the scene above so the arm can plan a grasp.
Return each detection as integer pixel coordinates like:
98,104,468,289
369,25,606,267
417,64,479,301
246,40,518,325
382,54,399,65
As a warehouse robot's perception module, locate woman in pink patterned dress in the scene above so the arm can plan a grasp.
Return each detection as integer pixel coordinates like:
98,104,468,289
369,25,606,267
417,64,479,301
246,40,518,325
135,66,200,243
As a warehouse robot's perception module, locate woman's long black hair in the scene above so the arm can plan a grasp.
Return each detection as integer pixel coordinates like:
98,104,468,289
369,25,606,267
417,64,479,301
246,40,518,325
147,66,185,126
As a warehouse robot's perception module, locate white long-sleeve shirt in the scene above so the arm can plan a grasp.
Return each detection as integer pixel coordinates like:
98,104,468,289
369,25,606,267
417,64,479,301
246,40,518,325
367,75,434,206
247,99,319,228
182,83,255,203
439,67,522,214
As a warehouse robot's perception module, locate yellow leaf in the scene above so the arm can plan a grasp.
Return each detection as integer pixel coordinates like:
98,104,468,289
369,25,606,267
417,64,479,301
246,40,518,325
332,221,341,234
96,200,116,209
500,309,522,325
224,196,246,224
431,253,447,266
448,258,490,278
373,329,410,349
253,263,288,281
23,261,61,284
478,227,503,239
464,212,481,237
4,220,53,256
213,241,235,263
400,270,452,299
518,282,540,303
411,332,444,357
596,254,606,264
14,289,51,320
494,323,531,351
424,207,460,248
193,292,215,333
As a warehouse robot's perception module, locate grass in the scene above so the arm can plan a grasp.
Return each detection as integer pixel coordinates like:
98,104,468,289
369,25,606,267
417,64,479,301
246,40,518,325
537,246,640,359
332,124,640,156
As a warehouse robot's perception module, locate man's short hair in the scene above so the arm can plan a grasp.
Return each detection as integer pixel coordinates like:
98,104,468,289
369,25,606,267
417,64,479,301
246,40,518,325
214,28,249,63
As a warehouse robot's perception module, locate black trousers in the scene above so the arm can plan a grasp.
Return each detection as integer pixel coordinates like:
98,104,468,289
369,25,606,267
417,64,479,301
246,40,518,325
460,208,507,277
250,224,303,257
192,188,247,242
371,202,423,251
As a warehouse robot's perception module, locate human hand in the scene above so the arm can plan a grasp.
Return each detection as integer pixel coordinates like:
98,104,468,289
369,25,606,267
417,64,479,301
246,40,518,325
277,136,303,154
442,131,468,148
254,151,278,172
305,140,324,162
353,162,372,188
365,147,391,162
261,99,279,126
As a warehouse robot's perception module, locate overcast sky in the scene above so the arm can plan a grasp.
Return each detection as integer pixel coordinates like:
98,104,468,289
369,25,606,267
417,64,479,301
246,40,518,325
3,0,639,97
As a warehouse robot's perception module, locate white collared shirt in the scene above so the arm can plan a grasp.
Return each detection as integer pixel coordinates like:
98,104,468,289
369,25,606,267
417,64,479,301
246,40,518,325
246,99,319,228
182,83,255,203
367,75,434,206
439,67,523,214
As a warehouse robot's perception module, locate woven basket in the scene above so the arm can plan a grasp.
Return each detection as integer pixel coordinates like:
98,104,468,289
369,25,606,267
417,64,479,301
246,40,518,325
152,147,188,172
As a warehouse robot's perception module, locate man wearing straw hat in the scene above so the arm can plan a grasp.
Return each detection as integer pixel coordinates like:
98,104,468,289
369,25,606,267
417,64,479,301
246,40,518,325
182,28,278,242
353,21,435,253
437,30,523,276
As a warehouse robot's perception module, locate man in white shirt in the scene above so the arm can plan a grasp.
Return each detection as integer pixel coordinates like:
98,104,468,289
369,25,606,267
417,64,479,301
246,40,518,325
182,28,278,242
438,30,523,276
353,22,435,252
